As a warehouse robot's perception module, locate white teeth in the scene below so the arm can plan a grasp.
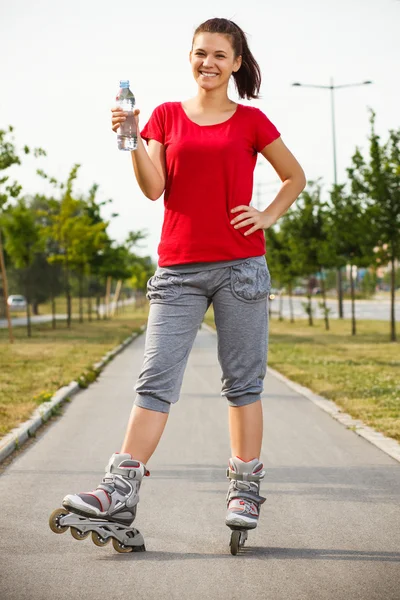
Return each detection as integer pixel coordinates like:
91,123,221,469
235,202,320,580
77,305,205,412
200,72,217,77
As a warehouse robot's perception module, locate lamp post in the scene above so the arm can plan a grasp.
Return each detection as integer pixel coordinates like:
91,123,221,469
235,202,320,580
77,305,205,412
292,77,372,318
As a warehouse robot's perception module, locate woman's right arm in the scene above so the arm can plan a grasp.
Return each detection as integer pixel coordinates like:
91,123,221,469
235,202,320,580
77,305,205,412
111,107,166,201
131,135,166,201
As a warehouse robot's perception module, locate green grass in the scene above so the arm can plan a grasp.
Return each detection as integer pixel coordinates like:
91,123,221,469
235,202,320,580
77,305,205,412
0,303,149,437
204,309,400,443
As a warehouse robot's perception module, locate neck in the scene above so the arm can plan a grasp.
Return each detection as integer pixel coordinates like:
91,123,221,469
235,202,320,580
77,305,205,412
193,88,236,111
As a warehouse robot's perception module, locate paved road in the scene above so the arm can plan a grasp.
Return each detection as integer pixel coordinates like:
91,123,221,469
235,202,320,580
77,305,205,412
271,295,399,321
0,299,136,329
0,327,399,600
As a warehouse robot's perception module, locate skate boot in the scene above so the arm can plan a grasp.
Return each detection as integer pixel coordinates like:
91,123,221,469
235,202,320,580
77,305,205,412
225,456,266,555
49,453,149,553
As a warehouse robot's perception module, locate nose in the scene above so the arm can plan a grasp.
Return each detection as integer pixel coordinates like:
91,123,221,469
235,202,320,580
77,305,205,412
202,55,214,67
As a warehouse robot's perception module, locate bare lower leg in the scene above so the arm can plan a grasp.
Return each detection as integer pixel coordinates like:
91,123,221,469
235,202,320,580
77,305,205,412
228,400,263,461
120,405,168,465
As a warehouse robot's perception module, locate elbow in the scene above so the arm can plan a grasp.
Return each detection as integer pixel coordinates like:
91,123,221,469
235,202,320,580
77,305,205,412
146,189,164,201
293,169,306,195
298,168,307,192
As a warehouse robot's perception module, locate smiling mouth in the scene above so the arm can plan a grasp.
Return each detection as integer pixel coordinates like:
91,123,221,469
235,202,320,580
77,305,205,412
199,72,218,77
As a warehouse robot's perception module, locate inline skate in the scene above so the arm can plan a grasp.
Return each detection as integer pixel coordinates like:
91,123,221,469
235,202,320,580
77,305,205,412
226,456,266,555
49,452,149,553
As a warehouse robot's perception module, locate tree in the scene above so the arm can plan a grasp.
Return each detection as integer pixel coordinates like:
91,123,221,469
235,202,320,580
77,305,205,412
0,126,45,340
1,199,44,336
327,184,375,335
347,110,400,341
285,181,333,328
266,223,298,322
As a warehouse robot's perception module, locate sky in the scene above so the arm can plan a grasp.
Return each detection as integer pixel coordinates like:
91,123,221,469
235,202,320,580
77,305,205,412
1,0,399,264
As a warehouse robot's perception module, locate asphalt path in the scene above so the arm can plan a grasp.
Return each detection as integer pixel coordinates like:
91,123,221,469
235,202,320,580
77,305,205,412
0,327,399,600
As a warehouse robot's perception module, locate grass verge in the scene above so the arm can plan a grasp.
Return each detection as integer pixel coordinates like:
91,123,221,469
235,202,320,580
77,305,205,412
0,304,149,437
204,310,400,443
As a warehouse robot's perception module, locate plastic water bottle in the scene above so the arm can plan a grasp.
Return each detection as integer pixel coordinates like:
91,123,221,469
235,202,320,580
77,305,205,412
116,80,137,151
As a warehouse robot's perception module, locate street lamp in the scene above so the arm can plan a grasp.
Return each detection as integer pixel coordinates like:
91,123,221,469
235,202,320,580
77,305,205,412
292,78,372,318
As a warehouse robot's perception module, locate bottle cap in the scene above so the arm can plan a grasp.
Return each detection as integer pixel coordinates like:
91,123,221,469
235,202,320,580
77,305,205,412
119,80,130,88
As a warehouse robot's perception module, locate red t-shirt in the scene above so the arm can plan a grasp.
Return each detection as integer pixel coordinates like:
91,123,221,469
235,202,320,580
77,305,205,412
140,102,280,266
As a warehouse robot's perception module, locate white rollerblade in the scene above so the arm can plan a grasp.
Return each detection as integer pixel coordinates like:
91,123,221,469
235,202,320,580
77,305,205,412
49,453,149,553
226,456,266,555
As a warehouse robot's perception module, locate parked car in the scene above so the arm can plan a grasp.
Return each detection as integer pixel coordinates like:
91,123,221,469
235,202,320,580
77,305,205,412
7,295,27,310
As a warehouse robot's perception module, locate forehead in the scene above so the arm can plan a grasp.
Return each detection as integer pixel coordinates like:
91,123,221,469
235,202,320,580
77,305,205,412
192,32,233,53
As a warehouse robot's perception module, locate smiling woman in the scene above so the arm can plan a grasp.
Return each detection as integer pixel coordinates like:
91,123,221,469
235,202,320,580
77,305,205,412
56,17,306,555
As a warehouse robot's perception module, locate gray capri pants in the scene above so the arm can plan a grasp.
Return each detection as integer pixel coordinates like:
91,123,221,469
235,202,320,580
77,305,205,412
134,255,271,414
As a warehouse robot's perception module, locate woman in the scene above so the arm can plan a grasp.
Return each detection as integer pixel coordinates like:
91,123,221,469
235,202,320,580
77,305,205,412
61,18,306,548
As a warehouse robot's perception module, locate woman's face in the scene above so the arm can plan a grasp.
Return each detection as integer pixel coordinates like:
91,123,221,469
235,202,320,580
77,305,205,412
190,32,242,92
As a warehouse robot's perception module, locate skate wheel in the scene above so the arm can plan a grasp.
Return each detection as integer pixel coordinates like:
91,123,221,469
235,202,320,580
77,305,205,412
92,531,111,547
70,527,90,541
112,538,133,553
49,508,69,534
230,530,241,555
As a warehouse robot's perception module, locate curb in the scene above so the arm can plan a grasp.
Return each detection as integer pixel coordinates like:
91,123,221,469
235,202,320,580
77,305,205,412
201,322,400,464
0,324,147,464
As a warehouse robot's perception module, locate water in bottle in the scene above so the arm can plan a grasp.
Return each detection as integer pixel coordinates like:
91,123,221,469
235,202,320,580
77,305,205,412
116,80,137,151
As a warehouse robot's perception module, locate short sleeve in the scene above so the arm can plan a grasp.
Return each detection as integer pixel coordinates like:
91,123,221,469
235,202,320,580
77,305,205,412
253,108,280,152
140,104,165,145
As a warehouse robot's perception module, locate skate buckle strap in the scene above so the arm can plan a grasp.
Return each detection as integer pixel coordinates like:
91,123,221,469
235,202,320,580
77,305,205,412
98,483,114,494
226,469,264,483
227,488,266,506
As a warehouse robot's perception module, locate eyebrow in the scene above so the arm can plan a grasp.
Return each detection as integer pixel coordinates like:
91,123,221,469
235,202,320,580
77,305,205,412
194,48,228,54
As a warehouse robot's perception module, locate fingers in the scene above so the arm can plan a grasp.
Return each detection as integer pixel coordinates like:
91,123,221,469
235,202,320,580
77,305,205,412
233,217,255,230
111,108,125,132
230,209,257,226
110,107,140,133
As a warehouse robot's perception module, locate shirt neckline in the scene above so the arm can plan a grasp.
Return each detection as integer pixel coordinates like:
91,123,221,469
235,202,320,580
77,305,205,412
179,102,241,127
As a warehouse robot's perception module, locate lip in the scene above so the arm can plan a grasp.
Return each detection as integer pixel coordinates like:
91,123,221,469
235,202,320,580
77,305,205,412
199,71,219,76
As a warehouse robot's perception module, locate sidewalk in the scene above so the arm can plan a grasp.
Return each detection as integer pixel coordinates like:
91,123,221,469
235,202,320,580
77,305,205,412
0,327,399,600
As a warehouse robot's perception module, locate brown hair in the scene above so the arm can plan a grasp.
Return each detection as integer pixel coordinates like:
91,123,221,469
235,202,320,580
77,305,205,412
192,18,261,100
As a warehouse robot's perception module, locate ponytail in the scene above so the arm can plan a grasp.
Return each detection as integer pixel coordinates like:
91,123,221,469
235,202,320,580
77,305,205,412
192,18,261,100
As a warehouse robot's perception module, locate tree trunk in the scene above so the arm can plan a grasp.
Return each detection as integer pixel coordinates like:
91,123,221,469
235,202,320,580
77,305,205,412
78,271,83,324
0,228,14,343
288,283,294,323
96,295,100,320
65,263,71,329
278,290,283,321
337,266,344,319
32,300,39,316
52,293,56,330
390,256,396,342
307,277,313,326
320,271,329,331
87,274,92,322
350,263,356,336
25,271,31,338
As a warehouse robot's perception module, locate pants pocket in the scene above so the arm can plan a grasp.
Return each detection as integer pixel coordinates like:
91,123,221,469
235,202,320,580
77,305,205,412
146,270,183,302
230,258,271,303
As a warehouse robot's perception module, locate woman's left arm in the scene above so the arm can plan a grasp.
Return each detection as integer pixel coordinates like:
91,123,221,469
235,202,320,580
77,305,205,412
230,138,306,235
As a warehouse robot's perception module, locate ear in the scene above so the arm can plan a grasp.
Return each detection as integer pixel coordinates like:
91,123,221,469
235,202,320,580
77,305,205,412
233,55,242,73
